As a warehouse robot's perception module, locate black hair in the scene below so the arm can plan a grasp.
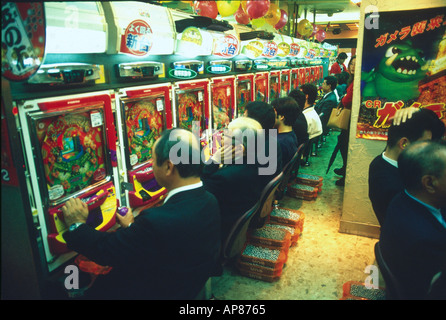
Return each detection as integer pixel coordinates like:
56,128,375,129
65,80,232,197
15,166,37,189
387,108,443,148
324,75,338,91
335,71,349,85
245,101,275,129
271,97,299,126
300,83,318,105
338,52,348,60
398,140,446,192
288,89,306,112
154,128,203,178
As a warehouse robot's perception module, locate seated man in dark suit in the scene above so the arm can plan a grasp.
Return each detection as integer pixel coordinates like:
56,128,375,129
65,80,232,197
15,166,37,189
201,117,273,241
368,108,444,226
245,101,283,175
379,140,446,299
314,75,338,139
62,128,221,300
271,97,299,166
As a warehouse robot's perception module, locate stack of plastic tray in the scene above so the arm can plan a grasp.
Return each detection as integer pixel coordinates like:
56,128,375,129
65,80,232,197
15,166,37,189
286,182,318,200
237,243,288,282
264,223,300,247
296,173,323,193
247,226,292,251
340,281,386,300
269,207,305,233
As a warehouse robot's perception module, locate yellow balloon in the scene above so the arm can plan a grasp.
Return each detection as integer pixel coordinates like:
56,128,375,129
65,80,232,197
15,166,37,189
217,1,240,17
264,3,281,26
298,19,313,37
251,17,266,29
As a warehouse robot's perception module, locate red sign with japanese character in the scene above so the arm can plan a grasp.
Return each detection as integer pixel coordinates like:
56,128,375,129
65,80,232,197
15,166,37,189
120,19,153,56
1,2,46,81
358,8,446,140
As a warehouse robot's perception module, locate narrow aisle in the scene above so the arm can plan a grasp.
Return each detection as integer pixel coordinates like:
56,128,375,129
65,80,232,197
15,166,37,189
212,129,378,300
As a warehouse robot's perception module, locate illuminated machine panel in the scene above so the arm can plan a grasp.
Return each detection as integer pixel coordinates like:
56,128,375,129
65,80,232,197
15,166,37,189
17,92,118,268
235,74,255,118
116,84,173,209
269,70,281,102
280,69,291,97
44,2,107,54
254,72,269,103
210,76,236,130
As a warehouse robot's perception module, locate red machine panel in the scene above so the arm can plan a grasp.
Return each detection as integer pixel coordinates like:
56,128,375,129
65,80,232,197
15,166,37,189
254,72,269,103
280,69,291,97
291,68,300,91
299,68,307,86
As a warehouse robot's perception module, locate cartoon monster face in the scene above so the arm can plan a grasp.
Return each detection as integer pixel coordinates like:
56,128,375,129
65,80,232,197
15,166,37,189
377,41,426,82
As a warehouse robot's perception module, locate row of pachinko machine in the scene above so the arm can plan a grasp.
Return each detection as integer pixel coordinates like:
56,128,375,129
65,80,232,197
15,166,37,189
2,1,336,281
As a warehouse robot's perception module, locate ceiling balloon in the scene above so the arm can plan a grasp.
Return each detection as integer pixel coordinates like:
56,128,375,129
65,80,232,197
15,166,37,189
250,17,266,28
297,19,313,37
193,1,218,19
234,4,251,24
274,9,288,30
315,29,326,42
264,3,281,26
216,1,240,17
245,0,270,19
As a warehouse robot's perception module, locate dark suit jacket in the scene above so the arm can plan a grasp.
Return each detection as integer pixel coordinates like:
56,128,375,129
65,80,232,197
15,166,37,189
380,192,446,299
314,91,338,125
293,113,309,147
63,187,221,300
201,159,273,241
368,154,404,226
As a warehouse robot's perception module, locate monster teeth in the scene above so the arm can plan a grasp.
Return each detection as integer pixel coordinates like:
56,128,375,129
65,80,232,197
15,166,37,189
397,68,402,73
402,69,408,74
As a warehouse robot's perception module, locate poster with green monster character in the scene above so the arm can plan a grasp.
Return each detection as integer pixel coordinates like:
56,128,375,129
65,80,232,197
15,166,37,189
357,7,446,140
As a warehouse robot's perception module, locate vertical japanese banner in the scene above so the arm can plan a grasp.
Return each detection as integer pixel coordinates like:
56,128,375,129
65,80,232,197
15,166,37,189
357,7,446,140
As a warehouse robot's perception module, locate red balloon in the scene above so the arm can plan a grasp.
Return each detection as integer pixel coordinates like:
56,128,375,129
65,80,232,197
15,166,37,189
310,24,318,37
315,29,326,42
235,5,250,24
246,0,270,19
274,9,288,29
193,1,218,19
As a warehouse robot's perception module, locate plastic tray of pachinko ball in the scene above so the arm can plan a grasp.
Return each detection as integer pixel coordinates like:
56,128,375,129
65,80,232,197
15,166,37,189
265,223,300,246
269,207,305,231
240,243,288,269
296,173,323,192
248,226,291,250
341,281,386,300
236,258,284,277
286,183,318,200
238,267,282,282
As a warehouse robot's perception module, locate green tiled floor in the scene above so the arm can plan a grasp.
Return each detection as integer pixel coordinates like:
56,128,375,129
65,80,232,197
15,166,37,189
212,129,379,300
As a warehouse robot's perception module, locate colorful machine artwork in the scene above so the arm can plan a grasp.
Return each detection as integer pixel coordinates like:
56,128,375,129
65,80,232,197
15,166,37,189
177,91,204,131
38,111,107,200
212,84,232,129
125,98,164,166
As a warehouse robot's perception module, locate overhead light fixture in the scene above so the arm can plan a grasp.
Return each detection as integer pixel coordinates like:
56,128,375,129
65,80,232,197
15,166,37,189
351,0,361,6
